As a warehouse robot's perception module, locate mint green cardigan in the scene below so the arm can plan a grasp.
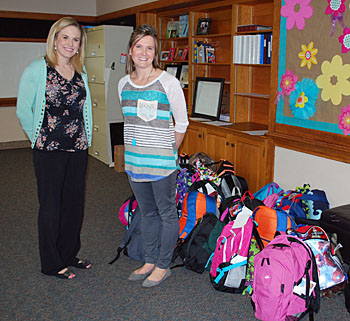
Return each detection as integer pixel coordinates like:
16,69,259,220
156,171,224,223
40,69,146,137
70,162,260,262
16,57,93,148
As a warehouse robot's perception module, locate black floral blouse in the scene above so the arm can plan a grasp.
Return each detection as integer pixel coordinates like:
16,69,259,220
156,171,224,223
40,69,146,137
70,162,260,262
35,63,88,151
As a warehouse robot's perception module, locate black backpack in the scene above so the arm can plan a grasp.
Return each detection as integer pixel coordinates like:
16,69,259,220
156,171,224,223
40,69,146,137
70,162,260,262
172,213,218,273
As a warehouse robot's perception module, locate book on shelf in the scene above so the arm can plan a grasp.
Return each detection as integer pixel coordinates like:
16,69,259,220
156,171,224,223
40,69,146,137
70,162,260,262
233,32,272,65
237,24,272,32
206,47,215,63
178,15,189,37
166,21,178,38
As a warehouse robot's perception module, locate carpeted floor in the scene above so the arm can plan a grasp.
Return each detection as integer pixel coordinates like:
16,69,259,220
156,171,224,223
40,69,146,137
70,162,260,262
1,148,349,321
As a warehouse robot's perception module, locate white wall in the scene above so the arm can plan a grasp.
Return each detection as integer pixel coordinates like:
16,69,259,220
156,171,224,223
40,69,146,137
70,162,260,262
96,0,157,16
274,147,350,208
1,0,96,15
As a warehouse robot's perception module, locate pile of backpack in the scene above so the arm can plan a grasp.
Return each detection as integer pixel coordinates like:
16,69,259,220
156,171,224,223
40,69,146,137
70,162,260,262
111,152,349,320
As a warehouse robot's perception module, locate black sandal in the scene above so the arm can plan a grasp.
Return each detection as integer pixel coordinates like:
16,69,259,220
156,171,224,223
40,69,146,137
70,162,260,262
55,268,76,279
71,259,92,269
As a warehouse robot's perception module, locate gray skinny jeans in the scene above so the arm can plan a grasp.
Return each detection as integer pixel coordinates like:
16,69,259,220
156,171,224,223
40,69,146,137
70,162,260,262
128,170,179,269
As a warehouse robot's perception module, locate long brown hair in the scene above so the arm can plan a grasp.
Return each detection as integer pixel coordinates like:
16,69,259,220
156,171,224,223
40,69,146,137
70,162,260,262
126,24,160,74
46,17,86,74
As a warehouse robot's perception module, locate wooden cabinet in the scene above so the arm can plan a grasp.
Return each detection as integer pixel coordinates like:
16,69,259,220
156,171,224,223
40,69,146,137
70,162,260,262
85,25,133,166
139,0,277,191
180,121,267,193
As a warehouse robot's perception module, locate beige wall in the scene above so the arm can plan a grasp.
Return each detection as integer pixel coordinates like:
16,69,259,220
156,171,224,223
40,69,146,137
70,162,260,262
1,0,96,15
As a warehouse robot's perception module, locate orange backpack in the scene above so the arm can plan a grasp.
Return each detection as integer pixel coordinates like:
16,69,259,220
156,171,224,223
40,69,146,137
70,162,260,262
252,206,296,246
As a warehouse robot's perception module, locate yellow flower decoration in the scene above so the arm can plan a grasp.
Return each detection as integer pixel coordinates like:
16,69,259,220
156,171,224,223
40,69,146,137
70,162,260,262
295,91,308,108
298,42,318,69
316,55,350,105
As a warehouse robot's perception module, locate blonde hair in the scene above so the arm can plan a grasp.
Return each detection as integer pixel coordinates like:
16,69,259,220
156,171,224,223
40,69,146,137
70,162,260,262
46,17,86,74
126,24,160,74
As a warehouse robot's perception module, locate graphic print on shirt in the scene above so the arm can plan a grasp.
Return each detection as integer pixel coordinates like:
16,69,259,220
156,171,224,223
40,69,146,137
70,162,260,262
137,99,158,122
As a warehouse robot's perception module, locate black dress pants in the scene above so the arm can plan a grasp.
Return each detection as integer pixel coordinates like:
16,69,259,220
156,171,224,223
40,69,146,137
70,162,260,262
33,149,88,275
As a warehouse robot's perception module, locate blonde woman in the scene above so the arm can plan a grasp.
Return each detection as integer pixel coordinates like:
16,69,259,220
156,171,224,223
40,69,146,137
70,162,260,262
17,17,93,279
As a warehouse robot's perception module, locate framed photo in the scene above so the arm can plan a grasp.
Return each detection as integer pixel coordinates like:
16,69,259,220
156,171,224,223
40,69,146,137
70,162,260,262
196,18,212,35
181,47,189,61
174,46,185,61
164,64,181,79
192,77,225,120
167,48,176,61
160,51,169,61
179,64,189,88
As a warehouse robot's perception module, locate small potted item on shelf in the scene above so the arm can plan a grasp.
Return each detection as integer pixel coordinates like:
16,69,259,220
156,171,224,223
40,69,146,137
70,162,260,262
196,18,212,35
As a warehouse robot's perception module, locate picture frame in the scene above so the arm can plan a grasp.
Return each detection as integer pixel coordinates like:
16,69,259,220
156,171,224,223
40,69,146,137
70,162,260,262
174,46,185,61
164,64,181,79
179,64,189,88
160,51,169,61
167,48,176,61
192,77,225,120
181,47,189,61
196,18,212,35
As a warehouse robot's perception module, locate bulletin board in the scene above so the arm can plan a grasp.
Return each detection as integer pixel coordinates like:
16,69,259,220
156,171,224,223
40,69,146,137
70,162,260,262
276,0,350,136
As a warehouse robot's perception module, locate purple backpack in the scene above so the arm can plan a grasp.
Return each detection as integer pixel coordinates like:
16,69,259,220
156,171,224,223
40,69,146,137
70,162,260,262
252,234,320,321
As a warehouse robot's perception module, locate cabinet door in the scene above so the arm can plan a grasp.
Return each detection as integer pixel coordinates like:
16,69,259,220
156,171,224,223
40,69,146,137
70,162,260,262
234,136,266,193
179,123,205,155
206,128,233,162
86,28,105,57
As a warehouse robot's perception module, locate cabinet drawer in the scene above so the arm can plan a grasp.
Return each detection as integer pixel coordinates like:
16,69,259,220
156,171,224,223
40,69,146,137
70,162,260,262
89,83,106,110
85,57,105,84
89,132,108,164
92,108,107,135
86,28,105,57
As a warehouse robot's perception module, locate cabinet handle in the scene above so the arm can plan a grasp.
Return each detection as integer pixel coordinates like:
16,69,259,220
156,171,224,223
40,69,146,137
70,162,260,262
226,141,229,146
93,100,98,107
91,51,96,56
93,126,99,132
94,151,100,156
91,75,96,82
231,143,235,147
198,134,201,138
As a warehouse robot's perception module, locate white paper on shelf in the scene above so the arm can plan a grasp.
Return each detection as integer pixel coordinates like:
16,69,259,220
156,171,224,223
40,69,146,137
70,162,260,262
205,121,233,126
242,130,268,136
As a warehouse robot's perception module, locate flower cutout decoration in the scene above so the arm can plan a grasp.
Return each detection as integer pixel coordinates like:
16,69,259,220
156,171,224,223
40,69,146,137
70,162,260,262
325,0,346,17
281,0,313,30
338,27,350,53
338,105,350,135
280,70,298,95
316,55,350,105
298,42,318,69
289,78,319,119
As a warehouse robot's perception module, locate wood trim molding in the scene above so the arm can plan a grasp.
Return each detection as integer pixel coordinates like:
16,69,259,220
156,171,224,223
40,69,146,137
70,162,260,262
0,97,17,107
269,130,350,164
0,10,96,23
0,37,46,42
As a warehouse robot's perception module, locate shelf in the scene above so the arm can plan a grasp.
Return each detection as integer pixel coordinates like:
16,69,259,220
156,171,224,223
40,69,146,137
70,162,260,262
233,93,269,100
234,63,271,67
236,30,273,35
193,33,231,39
159,37,189,41
193,62,231,66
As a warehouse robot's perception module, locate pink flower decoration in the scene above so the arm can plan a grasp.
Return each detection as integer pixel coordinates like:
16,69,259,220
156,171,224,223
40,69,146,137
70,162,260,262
325,0,346,17
338,105,350,135
280,70,298,95
338,27,350,53
281,0,313,30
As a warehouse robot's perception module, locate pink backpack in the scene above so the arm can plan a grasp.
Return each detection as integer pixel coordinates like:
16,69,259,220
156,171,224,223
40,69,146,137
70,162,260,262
252,234,320,321
209,210,253,293
119,194,138,227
